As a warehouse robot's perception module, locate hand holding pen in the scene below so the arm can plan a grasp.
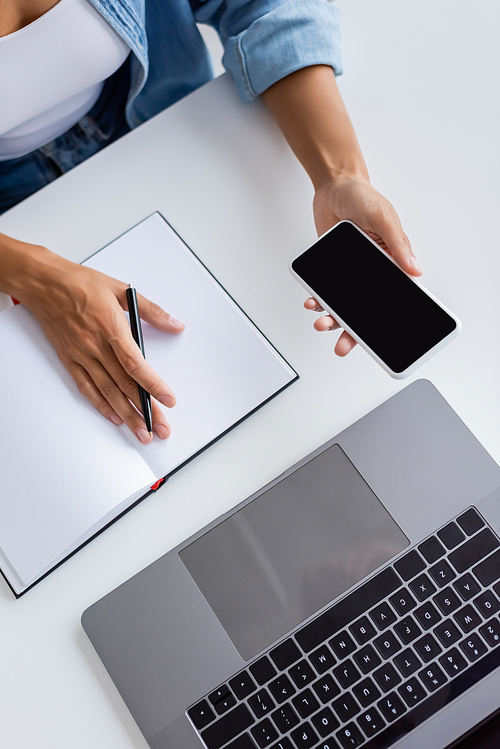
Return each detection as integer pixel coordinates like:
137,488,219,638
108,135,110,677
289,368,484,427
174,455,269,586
126,285,154,435
125,283,185,442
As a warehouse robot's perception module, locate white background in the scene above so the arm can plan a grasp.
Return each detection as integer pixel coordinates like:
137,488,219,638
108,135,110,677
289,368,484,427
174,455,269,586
0,2,499,747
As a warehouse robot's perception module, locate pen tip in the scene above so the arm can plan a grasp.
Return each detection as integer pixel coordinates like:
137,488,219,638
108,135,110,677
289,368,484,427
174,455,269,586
149,431,153,437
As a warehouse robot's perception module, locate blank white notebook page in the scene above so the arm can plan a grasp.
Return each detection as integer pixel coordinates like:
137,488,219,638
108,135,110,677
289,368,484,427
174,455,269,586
84,213,296,479
0,305,157,589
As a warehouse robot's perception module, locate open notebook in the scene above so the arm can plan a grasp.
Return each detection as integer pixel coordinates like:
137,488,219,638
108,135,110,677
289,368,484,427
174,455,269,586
0,213,297,596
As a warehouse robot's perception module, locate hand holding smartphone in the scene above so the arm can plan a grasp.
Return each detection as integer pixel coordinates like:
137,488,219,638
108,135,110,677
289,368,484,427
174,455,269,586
290,221,461,379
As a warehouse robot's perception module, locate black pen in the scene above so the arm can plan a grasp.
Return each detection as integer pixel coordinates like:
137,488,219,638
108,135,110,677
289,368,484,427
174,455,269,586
126,284,153,436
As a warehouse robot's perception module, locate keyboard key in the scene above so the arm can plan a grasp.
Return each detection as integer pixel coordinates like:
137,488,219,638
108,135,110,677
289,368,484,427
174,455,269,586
413,601,442,631
473,549,500,587
448,528,499,573
270,639,301,671
479,617,500,647
389,588,417,616
457,508,485,536
268,675,296,704
332,659,361,690
314,741,339,749
329,631,357,659
460,633,488,662
251,657,277,686
188,699,215,730
429,559,456,588
373,663,402,693
357,706,386,738
309,645,336,674
291,688,320,718
418,662,447,691
215,694,237,715
248,690,275,719
433,586,461,615
394,551,426,581
289,661,315,689
453,573,481,602
311,706,340,737
201,704,255,749
251,718,279,748
369,602,396,631
473,590,500,619
433,618,461,647
353,677,381,707
230,672,257,701
409,574,436,602
336,722,365,748
373,631,402,658
353,644,382,674
312,673,341,703
349,616,376,645
439,647,467,676
332,693,361,722
270,740,293,749
393,648,422,678
295,568,400,653
209,686,231,706
271,704,300,733
414,633,442,663
290,722,319,749
377,691,406,722
398,677,427,706
438,522,465,549
454,604,482,634
394,616,422,645
226,735,257,749
418,536,446,564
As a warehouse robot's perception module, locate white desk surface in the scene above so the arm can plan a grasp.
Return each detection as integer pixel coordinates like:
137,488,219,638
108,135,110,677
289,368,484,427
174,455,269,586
0,2,499,747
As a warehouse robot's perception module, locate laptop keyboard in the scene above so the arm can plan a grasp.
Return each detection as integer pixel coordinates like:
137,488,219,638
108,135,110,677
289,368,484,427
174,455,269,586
187,507,500,749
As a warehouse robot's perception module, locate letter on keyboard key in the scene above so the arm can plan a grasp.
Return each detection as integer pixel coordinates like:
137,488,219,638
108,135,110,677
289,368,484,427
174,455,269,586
290,721,319,749
202,704,255,749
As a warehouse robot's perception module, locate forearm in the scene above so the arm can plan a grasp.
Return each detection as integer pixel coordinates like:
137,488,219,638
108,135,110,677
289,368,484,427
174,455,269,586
261,65,368,191
0,233,72,305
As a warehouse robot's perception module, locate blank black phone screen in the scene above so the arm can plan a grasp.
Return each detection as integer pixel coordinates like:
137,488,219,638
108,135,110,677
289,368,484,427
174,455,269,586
291,221,457,373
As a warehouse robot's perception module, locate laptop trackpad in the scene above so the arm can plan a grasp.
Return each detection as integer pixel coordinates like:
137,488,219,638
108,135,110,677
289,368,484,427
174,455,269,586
180,444,409,660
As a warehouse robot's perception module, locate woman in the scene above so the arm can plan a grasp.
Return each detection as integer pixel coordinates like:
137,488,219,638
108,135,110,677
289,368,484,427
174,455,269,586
0,0,422,443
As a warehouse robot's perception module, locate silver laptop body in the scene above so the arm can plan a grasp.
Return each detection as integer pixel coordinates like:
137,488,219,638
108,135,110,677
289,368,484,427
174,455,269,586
82,380,500,749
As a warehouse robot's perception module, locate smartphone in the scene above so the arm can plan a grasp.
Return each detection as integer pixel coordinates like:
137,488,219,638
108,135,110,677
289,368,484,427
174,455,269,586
290,220,461,379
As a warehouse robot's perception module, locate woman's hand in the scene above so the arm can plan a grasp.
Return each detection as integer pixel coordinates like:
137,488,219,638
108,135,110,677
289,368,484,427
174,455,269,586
0,235,184,443
262,65,422,357
307,173,422,356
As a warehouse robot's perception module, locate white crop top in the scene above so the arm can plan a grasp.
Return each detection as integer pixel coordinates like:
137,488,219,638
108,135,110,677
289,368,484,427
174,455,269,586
0,0,130,161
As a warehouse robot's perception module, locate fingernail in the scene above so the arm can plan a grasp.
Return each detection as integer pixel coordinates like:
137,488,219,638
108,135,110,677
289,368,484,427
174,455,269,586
109,413,123,425
408,256,423,274
136,427,151,443
159,394,176,407
170,318,184,328
154,424,170,439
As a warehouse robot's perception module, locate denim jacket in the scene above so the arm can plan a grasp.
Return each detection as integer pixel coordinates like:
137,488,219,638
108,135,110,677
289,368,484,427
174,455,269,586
87,0,342,128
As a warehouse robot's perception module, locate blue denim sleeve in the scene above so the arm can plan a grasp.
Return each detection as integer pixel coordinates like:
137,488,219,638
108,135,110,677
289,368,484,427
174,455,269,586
192,0,343,103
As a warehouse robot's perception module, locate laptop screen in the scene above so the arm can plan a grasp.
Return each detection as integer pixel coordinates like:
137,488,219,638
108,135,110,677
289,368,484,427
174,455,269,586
180,444,409,660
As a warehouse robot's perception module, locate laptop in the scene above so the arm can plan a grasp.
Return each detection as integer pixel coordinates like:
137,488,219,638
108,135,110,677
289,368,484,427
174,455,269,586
82,379,500,749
